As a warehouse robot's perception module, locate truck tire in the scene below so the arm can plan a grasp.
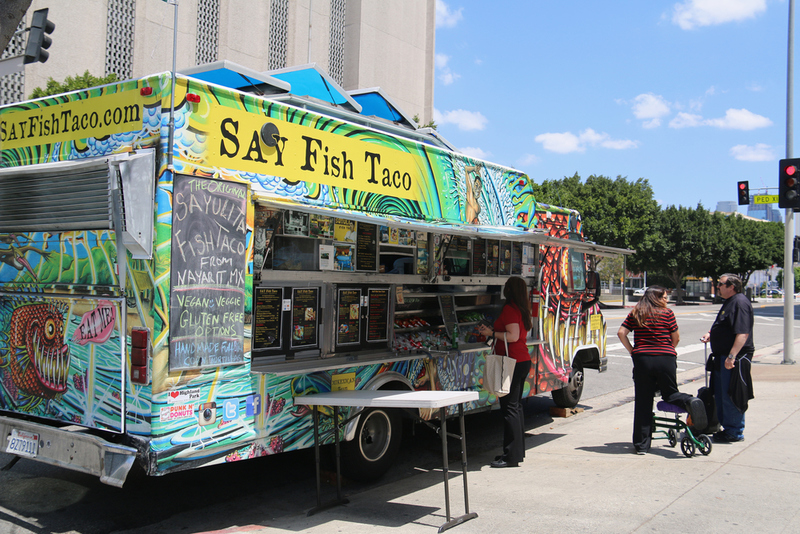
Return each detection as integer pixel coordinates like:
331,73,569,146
341,407,402,481
551,367,584,408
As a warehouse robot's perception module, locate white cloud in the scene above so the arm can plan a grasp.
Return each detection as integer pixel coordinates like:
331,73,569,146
672,0,767,30
632,93,671,128
435,54,450,69
669,108,772,130
439,71,461,85
669,112,704,128
459,146,492,160
534,129,639,154
436,0,463,28
706,108,772,130
730,143,776,162
434,108,488,131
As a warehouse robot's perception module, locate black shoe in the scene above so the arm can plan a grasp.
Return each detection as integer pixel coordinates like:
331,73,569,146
713,431,744,443
490,458,519,468
686,397,708,431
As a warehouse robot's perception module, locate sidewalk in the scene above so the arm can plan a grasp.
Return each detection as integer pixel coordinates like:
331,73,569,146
218,343,800,534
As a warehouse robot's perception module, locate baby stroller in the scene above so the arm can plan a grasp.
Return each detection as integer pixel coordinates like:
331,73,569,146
651,400,712,457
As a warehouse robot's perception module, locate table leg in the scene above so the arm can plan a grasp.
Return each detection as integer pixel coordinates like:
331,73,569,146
334,406,342,502
313,405,322,509
437,403,478,533
306,405,349,516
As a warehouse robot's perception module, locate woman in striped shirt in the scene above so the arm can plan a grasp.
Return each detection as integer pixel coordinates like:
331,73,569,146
618,286,706,454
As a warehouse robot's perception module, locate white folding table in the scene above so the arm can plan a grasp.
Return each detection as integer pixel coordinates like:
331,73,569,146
293,389,479,532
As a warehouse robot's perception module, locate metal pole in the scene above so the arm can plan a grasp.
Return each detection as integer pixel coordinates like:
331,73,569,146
785,0,796,365
167,1,178,170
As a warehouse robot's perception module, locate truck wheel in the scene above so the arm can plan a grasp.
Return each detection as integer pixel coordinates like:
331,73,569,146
341,407,402,481
551,368,584,408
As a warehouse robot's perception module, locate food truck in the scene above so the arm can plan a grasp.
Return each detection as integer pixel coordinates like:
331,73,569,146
0,62,628,486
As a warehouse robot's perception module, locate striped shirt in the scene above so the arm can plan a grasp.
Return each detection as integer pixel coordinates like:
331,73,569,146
621,309,678,356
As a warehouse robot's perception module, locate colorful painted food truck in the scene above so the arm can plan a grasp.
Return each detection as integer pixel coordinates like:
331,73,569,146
0,62,627,486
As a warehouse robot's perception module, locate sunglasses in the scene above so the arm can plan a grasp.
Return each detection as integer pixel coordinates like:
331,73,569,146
717,281,731,287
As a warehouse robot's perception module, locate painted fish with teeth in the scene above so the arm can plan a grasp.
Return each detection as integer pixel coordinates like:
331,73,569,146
2,302,71,399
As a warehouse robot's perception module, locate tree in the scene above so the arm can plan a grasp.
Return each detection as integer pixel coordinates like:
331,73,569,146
531,173,660,254
596,254,624,288
634,204,710,303
0,0,32,53
30,70,118,98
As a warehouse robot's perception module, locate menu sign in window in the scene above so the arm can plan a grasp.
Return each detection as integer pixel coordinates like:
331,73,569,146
337,289,361,346
472,238,486,275
169,175,247,370
291,288,319,349
367,288,389,342
512,242,523,275
499,241,511,275
253,287,282,350
356,222,377,271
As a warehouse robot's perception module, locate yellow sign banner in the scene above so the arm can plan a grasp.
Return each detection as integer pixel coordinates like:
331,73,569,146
331,372,356,391
0,90,147,150
199,106,425,202
590,314,602,331
753,195,779,204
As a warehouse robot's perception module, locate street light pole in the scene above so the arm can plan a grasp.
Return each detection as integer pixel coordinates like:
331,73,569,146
785,0,796,365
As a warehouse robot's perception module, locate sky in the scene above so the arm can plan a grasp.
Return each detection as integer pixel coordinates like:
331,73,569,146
432,0,793,214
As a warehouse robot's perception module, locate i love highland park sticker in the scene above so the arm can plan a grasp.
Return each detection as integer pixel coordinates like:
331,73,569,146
166,387,202,404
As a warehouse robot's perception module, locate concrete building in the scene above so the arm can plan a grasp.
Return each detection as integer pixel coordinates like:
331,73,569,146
1,0,435,124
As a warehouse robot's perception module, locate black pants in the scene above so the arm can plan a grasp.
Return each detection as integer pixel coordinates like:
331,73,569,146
499,359,532,464
632,354,692,452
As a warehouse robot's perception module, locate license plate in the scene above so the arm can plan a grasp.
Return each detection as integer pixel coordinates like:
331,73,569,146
6,429,39,458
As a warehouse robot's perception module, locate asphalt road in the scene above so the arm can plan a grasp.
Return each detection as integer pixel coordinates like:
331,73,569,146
0,299,793,534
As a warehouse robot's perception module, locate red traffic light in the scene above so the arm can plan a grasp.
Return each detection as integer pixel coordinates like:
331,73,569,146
739,182,746,189
788,165,797,176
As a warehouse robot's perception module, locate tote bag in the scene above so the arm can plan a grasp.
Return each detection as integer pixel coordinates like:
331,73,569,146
485,337,516,397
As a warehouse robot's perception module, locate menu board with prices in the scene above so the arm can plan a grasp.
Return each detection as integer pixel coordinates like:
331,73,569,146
366,289,389,342
336,289,361,346
356,222,377,271
499,241,511,275
291,288,319,349
512,242,523,275
472,238,486,275
252,287,282,350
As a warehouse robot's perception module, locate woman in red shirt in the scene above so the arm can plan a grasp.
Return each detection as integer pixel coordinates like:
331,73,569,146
478,276,532,468
618,286,706,454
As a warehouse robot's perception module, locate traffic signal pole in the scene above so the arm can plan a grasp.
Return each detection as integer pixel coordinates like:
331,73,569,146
785,0,796,365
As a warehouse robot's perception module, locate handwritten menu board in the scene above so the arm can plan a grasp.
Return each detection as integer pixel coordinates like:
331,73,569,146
336,289,361,346
169,175,247,370
367,289,389,342
253,287,282,350
291,288,319,349
472,238,486,275
356,222,377,271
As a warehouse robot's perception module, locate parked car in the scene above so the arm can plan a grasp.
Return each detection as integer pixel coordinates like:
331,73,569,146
759,289,784,297
633,287,647,297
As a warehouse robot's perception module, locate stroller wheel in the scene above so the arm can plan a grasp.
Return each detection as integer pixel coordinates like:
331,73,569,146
667,429,678,447
698,434,712,456
681,436,696,458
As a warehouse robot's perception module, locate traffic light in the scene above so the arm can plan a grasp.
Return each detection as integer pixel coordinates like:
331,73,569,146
737,181,750,205
779,158,800,209
24,8,55,65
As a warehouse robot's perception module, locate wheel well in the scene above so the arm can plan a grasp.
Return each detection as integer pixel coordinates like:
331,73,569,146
572,346,600,371
344,372,414,441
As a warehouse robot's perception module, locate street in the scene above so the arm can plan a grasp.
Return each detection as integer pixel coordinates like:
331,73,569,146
0,300,792,534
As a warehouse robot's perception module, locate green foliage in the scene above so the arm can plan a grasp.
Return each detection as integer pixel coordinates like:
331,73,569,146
31,71,119,99
531,173,660,254
412,114,437,130
776,267,800,293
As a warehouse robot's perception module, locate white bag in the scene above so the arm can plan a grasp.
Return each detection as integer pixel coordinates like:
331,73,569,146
485,337,516,397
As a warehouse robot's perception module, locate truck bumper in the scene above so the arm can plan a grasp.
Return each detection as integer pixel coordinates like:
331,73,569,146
0,415,138,488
